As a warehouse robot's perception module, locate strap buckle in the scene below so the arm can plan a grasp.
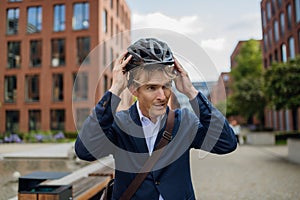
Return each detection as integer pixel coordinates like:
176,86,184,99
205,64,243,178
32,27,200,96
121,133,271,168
162,131,172,141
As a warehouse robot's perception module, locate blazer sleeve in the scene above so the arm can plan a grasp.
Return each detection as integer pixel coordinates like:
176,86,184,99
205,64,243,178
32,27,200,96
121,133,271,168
75,91,121,161
190,92,237,154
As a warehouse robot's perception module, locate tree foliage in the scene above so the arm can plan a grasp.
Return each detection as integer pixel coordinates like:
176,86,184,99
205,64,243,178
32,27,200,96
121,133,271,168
229,39,265,123
264,56,300,110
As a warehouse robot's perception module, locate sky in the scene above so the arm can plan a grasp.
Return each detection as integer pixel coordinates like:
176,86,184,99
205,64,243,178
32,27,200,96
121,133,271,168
126,0,263,77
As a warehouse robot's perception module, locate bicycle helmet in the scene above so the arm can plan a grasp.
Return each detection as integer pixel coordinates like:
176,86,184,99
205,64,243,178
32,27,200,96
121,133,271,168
124,38,175,72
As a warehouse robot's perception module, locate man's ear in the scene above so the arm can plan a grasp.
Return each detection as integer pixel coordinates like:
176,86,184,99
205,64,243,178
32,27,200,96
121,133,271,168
128,84,138,97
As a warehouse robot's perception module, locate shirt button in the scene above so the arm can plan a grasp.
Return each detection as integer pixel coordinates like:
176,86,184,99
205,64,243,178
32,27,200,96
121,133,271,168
155,181,160,185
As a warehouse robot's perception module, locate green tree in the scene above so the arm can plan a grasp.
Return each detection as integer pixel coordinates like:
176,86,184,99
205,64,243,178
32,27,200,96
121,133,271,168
229,39,265,125
264,56,300,130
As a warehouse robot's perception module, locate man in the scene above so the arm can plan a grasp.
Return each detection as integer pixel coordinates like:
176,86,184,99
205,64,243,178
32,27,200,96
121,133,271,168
75,38,237,200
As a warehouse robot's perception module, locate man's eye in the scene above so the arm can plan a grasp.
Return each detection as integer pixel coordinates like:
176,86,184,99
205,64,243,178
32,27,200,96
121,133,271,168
147,86,155,90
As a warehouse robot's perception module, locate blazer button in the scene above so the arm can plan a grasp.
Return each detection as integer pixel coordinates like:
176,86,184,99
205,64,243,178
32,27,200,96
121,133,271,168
155,181,160,185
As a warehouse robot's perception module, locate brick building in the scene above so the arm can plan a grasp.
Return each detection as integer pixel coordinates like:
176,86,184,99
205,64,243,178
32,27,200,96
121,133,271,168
261,0,300,131
0,0,131,133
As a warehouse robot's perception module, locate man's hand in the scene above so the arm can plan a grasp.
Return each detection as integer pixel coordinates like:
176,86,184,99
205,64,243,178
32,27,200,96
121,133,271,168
109,51,132,96
173,57,198,100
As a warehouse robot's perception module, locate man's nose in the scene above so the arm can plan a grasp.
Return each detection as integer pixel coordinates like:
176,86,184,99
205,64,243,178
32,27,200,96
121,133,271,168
156,88,166,99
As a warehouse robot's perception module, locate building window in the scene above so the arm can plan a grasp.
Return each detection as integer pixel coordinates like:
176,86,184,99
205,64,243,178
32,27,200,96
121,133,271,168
76,108,90,131
25,75,40,102
289,37,295,59
267,1,271,21
116,0,119,17
110,17,114,36
263,33,268,52
281,44,287,63
53,74,64,102
73,72,88,101
280,13,285,36
77,37,90,64
278,0,282,7
103,41,107,66
296,0,300,23
54,4,65,32
73,2,89,30
7,8,19,35
4,76,17,103
51,38,65,67
7,41,21,69
287,4,292,30
103,9,108,33
8,0,22,2
29,110,41,131
274,20,279,42
110,0,114,9
27,6,42,33
30,40,42,67
6,110,19,131
110,47,114,71
50,109,65,130
104,75,109,92
268,29,273,47
262,10,266,28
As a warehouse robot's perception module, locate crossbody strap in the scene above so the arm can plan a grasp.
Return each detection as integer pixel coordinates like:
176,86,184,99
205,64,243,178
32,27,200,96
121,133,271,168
119,109,175,200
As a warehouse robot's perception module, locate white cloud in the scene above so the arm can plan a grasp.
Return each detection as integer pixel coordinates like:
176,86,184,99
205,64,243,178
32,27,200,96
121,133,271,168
132,12,203,35
200,38,225,51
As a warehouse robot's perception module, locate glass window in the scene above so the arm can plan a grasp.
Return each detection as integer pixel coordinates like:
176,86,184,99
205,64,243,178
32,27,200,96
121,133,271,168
263,33,268,52
73,72,88,101
262,10,266,28
103,9,107,33
281,44,287,63
30,40,42,67
287,4,292,30
29,110,41,131
289,37,295,59
296,0,300,23
51,38,65,67
104,75,109,92
73,2,89,30
267,2,271,21
53,4,65,32
274,20,279,42
268,29,273,47
50,110,65,130
110,17,114,36
278,0,282,7
103,41,107,66
8,0,22,2
7,8,19,35
110,0,114,9
6,110,19,131
7,41,21,69
53,74,64,101
77,36,90,64
280,13,285,36
27,6,42,33
4,75,17,103
76,108,90,131
25,75,40,102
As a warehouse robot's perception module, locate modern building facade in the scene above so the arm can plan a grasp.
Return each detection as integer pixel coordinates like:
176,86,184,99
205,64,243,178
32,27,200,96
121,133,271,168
0,0,131,133
261,0,299,131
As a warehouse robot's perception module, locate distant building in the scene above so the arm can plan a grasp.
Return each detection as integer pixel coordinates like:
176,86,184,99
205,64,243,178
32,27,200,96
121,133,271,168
0,0,131,133
261,0,300,131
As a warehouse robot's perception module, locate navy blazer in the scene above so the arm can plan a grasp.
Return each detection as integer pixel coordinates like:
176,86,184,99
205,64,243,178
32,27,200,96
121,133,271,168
75,91,237,200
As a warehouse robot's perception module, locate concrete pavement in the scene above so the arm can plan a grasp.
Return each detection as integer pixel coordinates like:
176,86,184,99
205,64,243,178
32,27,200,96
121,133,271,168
191,145,300,200
1,143,300,199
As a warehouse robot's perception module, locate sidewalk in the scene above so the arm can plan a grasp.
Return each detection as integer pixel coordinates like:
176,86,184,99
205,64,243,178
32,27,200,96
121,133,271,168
0,143,74,159
191,145,300,200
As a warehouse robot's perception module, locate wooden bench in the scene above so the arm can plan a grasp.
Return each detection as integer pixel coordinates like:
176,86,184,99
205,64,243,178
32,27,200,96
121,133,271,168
18,156,115,200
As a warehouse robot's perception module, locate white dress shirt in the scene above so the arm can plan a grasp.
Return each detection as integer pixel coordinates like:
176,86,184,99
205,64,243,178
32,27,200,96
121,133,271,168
136,101,165,200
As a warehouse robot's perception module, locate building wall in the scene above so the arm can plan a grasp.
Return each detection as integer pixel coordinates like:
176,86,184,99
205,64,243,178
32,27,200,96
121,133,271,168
0,0,131,133
261,0,300,131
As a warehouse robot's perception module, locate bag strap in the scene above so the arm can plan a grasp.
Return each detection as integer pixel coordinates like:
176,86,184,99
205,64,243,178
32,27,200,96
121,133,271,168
119,109,175,200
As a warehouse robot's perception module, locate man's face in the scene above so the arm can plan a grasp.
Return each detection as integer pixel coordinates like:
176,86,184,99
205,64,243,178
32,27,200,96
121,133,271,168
132,70,172,120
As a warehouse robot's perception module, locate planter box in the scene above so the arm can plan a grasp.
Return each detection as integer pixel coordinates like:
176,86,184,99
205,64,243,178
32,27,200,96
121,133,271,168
246,132,275,145
288,138,300,164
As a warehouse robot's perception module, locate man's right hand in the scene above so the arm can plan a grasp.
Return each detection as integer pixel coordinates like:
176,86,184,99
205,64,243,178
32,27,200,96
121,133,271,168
109,51,132,96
